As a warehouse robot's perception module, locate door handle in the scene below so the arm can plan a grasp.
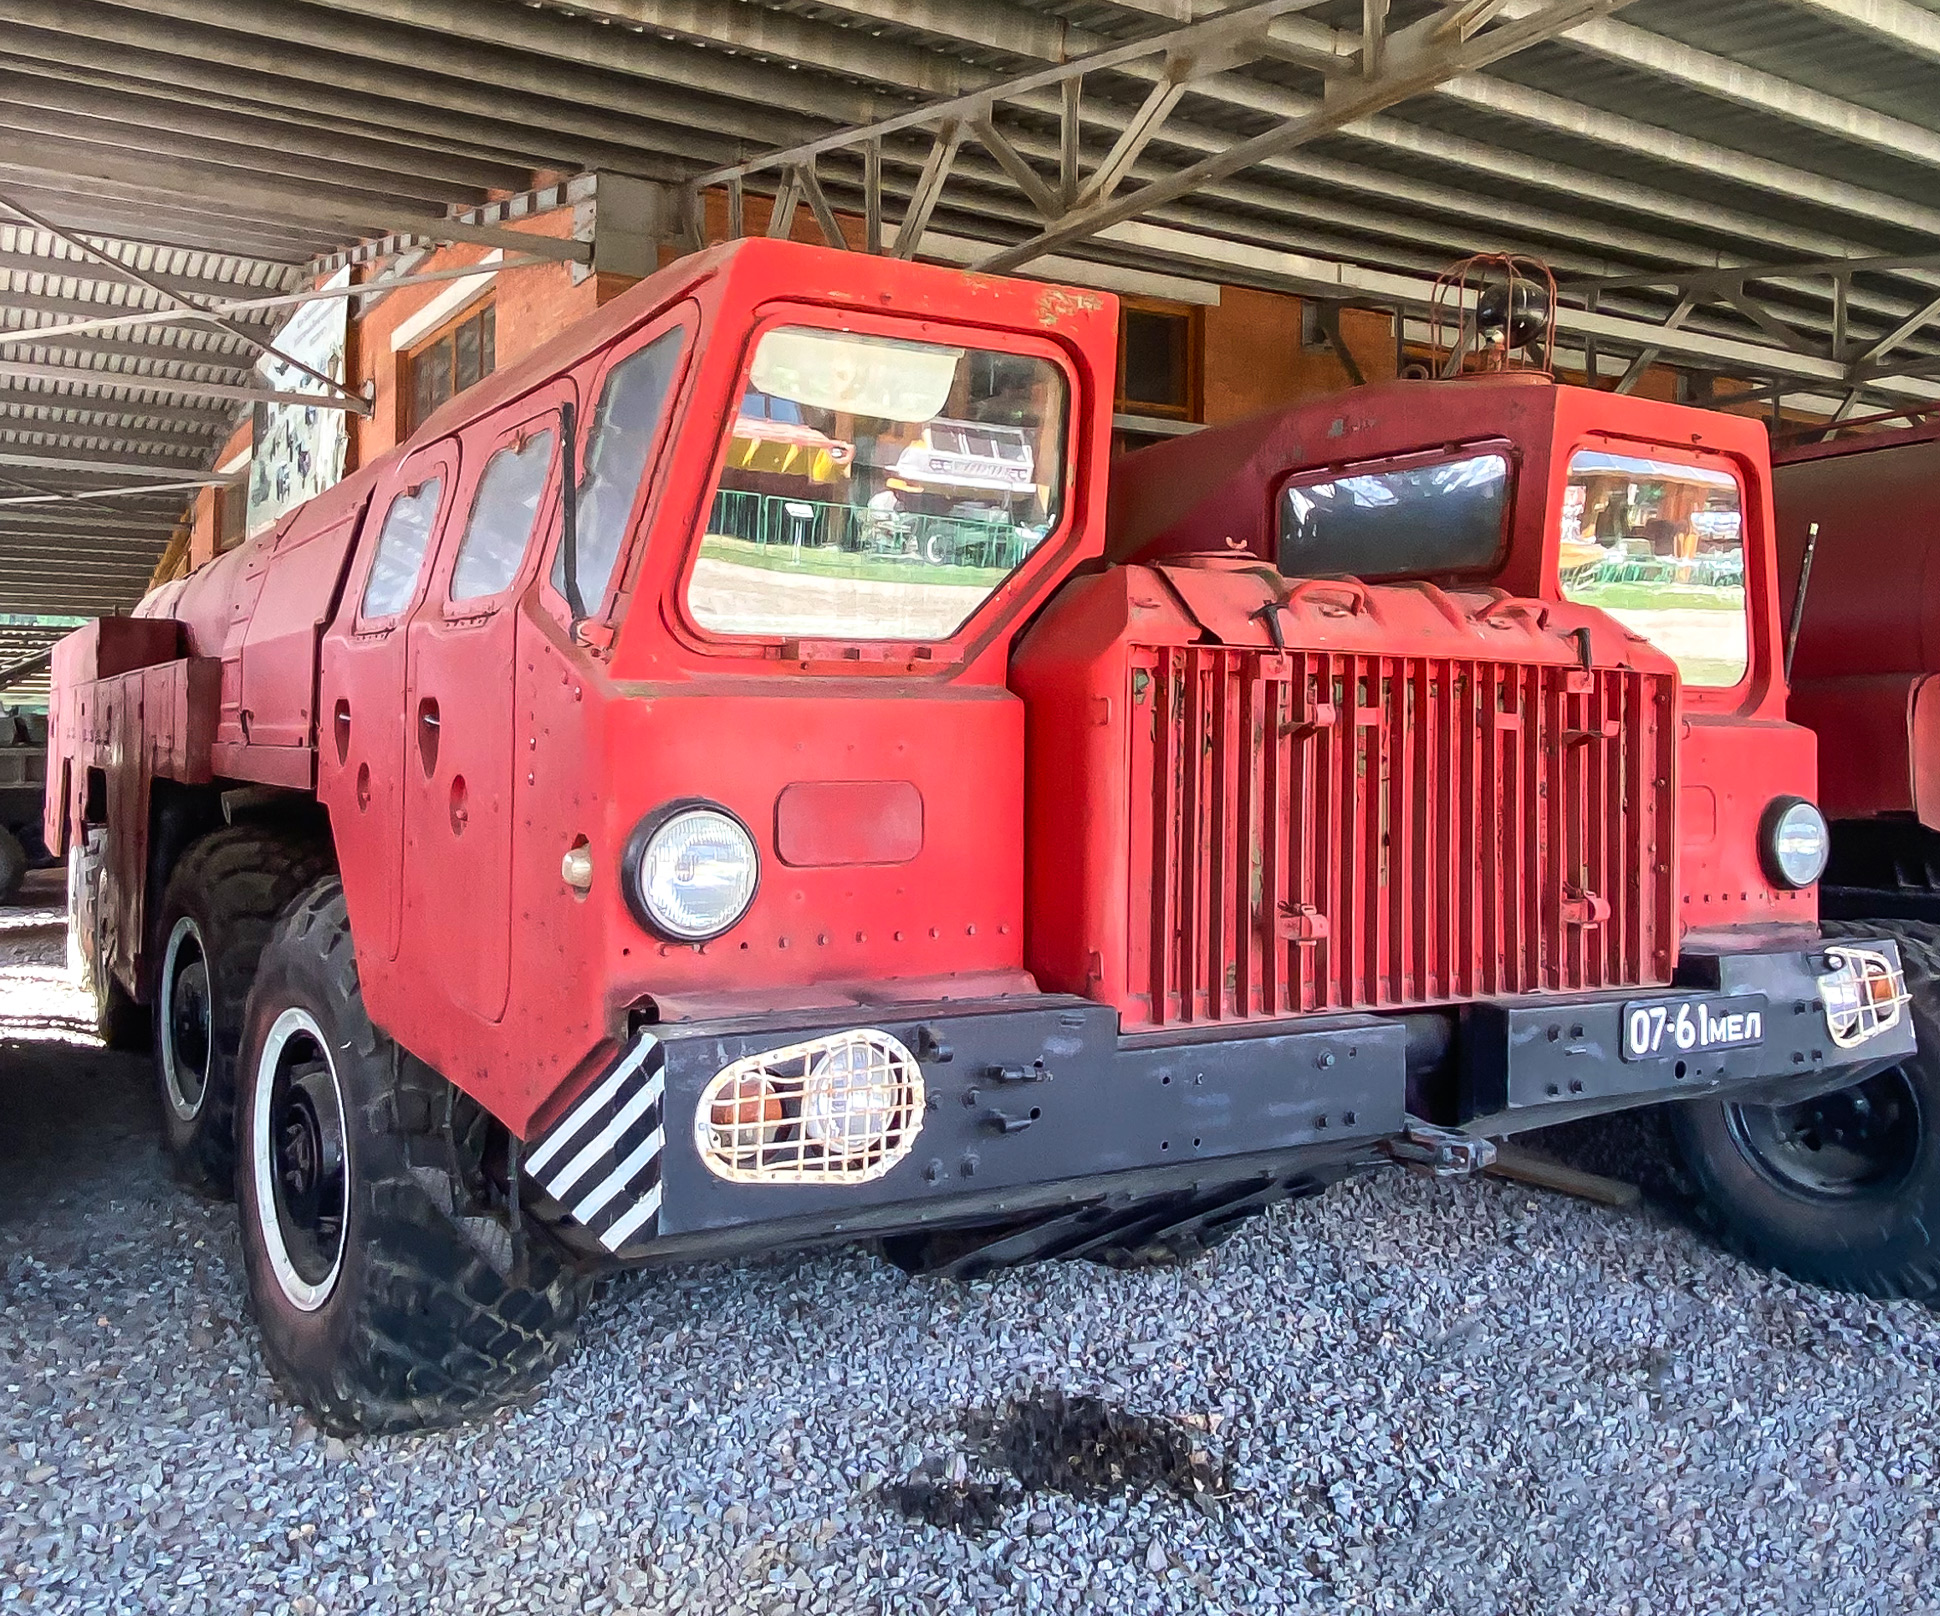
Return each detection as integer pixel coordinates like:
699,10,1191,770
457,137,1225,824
416,697,440,775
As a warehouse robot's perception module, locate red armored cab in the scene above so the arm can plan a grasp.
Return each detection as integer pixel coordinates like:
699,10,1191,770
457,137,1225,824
46,241,1919,1432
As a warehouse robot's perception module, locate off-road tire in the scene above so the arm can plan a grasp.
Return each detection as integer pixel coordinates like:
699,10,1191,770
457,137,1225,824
0,825,25,903
153,826,334,1198
235,878,593,1434
88,969,146,1050
67,841,147,1052
1671,919,1940,1301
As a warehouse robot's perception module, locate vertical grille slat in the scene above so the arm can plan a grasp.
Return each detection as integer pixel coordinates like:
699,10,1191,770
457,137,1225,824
1129,644,1675,1029
1489,667,1505,993
1440,660,1459,1000
1209,654,1236,1019
1459,664,1480,1001
1292,658,1317,1013
1580,674,1601,987
1179,654,1204,1022
1340,658,1362,1008
1150,650,1181,1023
1260,667,1286,1017
1625,675,1640,980
1313,658,1339,1012
1532,665,1553,991
1235,662,1259,1016
1419,665,1437,1001
1617,677,1635,977
1393,661,1414,1003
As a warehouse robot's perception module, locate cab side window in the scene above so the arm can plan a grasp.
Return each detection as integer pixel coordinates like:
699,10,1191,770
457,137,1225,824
551,328,685,611
451,429,554,603
1557,449,1748,688
359,477,444,620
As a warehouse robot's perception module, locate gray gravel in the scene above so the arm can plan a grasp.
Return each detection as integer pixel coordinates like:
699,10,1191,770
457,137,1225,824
5,868,1940,1615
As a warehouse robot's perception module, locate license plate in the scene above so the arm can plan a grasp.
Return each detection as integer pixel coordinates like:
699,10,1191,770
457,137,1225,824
1620,994,1768,1061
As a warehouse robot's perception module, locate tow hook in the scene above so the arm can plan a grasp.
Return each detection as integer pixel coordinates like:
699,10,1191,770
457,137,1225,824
1383,1120,1498,1179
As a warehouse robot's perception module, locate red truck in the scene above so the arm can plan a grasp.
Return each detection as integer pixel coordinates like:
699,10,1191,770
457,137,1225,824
46,240,1921,1434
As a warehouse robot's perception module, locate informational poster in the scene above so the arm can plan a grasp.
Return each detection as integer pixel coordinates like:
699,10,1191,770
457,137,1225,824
246,264,352,535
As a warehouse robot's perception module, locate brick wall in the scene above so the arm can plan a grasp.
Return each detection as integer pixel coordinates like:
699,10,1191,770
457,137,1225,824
169,202,646,580
349,205,617,468
184,420,253,572
1201,289,1400,425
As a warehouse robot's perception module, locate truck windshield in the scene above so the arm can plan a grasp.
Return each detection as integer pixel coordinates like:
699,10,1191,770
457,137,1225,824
1278,451,1509,581
1557,449,1748,687
685,327,1067,642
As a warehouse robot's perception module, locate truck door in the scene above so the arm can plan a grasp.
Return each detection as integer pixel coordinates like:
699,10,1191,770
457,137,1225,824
318,442,459,963
400,393,569,1024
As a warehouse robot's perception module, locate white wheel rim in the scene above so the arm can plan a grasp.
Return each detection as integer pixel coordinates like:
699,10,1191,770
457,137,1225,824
250,1006,350,1313
159,916,211,1122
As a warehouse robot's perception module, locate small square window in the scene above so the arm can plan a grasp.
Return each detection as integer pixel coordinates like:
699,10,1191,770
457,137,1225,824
1117,303,1198,420
402,302,496,440
217,476,248,551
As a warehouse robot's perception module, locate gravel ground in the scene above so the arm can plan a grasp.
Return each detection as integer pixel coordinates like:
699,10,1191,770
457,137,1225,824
5,869,1940,1616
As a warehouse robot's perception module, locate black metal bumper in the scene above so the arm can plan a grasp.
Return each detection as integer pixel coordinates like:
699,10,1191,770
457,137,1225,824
524,999,1405,1264
522,942,1914,1267
1460,941,1917,1133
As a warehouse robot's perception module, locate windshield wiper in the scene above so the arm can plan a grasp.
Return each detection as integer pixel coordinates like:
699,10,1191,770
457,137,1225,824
559,397,587,624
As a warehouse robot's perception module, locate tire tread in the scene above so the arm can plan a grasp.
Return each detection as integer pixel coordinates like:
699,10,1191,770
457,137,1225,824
248,880,590,1435
1675,918,1940,1302
155,825,333,1196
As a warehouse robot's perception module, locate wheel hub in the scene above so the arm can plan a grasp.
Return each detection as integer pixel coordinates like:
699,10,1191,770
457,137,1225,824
160,918,213,1120
277,1091,323,1208
1729,1066,1923,1200
169,962,211,1092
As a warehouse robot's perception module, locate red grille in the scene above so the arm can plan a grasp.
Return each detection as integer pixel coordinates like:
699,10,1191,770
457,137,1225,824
1125,646,1677,1027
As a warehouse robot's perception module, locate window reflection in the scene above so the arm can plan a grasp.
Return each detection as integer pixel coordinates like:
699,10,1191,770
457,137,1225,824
687,327,1067,642
360,478,443,620
451,430,553,603
1557,450,1748,687
1279,453,1509,580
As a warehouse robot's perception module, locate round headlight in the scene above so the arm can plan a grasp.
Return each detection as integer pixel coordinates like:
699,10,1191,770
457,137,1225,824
627,802,759,941
802,1040,899,1152
1762,796,1830,889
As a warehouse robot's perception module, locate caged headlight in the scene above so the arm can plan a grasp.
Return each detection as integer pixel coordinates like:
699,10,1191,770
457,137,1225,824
1761,796,1830,890
625,801,759,941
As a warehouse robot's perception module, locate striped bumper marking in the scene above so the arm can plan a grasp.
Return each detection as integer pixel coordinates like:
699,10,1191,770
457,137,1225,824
526,1033,665,1252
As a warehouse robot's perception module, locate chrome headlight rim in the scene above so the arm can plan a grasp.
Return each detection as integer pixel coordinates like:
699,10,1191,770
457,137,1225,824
621,797,761,943
1761,795,1830,890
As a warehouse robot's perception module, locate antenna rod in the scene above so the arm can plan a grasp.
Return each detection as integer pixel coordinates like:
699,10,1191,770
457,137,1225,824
1784,520,1820,685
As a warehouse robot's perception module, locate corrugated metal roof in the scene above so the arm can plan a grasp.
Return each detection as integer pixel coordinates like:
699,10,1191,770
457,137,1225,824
5,0,1940,702
0,214,302,668
1628,0,1940,125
